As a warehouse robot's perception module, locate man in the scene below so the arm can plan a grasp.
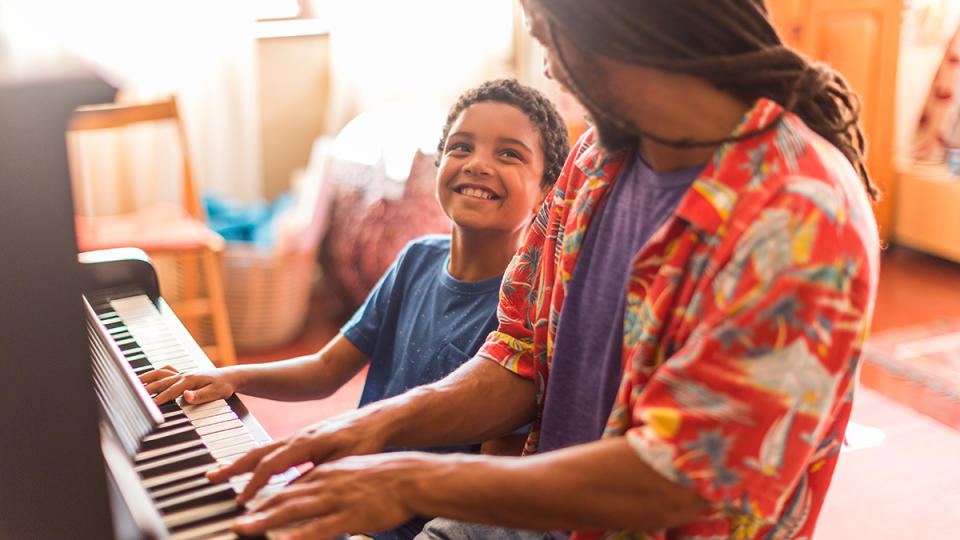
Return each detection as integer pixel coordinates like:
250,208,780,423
217,1,880,538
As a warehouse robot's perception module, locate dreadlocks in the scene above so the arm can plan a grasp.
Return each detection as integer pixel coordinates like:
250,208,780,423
531,0,878,200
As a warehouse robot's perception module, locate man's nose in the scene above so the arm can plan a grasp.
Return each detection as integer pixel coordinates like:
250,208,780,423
520,0,550,46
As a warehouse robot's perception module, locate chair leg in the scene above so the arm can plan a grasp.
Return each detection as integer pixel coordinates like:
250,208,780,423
202,249,236,367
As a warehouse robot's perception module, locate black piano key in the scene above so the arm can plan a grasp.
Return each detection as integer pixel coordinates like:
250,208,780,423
158,402,181,414
167,505,245,535
158,483,236,515
139,428,201,452
140,453,216,479
128,357,153,370
136,440,206,466
149,472,214,499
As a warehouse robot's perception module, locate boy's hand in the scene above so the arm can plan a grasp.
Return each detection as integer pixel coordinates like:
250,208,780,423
139,365,236,405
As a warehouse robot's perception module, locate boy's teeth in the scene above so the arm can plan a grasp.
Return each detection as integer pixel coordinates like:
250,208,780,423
460,187,495,200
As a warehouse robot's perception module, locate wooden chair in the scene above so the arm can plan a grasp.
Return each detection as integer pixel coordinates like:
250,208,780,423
67,97,236,367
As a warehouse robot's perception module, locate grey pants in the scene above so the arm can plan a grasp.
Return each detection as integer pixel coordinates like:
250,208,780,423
414,518,554,540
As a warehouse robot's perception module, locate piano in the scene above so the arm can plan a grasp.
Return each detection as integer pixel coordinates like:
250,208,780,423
81,248,298,539
0,55,299,539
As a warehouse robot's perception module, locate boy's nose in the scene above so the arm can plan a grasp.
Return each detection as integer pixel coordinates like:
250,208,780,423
464,155,494,176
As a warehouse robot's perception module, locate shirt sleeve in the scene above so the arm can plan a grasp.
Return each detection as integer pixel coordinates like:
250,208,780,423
625,198,875,523
475,172,559,384
340,244,409,356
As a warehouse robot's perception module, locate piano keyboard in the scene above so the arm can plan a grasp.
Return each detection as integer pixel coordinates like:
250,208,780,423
88,291,294,540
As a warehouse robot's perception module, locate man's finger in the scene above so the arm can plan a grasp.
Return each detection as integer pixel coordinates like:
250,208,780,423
280,513,352,540
233,497,340,537
206,443,279,483
237,444,314,504
245,476,319,513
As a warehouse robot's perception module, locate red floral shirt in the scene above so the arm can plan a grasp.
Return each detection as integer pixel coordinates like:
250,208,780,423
477,99,880,539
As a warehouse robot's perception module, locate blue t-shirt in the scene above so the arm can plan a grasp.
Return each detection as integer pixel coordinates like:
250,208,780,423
341,234,502,454
538,153,703,456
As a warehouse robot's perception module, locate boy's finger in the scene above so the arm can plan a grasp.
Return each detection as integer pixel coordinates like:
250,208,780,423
144,375,179,396
152,378,196,405
183,384,224,404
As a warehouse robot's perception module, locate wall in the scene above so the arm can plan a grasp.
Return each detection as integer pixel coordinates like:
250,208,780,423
256,21,330,200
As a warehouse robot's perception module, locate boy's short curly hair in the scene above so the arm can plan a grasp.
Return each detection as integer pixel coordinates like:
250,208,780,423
436,78,570,189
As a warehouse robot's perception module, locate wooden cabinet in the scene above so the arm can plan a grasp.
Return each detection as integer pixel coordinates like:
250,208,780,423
893,162,960,262
767,0,903,242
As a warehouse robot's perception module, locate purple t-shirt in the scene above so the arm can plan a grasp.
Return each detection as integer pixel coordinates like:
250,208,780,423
537,152,703,455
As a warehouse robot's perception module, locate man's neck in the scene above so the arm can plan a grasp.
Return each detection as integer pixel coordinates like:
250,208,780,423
603,62,752,172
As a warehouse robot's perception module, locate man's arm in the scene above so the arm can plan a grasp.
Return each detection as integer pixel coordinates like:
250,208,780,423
214,356,538,503
232,437,709,538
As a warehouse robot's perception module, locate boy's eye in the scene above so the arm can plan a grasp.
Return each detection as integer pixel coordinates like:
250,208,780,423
447,142,471,153
500,149,523,160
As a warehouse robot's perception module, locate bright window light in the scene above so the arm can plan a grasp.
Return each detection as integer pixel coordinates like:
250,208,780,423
255,0,301,20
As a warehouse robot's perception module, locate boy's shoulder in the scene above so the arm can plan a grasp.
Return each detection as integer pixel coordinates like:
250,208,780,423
404,233,452,254
395,234,451,265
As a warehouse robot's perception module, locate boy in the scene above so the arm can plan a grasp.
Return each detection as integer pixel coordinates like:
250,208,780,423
141,78,569,538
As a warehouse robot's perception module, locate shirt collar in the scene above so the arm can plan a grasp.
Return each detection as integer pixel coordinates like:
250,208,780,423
574,98,786,235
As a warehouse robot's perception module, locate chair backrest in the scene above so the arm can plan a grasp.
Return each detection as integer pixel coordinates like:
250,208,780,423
66,96,202,220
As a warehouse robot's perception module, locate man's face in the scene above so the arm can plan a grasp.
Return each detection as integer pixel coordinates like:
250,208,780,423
520,0,639,153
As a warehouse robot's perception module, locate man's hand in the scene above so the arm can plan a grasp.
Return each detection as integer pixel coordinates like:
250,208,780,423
231,452,435,539
139,365,236,405
208,408,389,505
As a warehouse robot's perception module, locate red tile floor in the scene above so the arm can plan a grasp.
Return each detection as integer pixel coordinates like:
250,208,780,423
237,245,960,539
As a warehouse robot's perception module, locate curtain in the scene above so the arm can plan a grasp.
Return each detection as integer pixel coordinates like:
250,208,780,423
317,0,515,135
0,0,262,214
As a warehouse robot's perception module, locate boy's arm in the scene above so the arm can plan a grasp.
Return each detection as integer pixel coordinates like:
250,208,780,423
227,333,370,401
143,333,370,404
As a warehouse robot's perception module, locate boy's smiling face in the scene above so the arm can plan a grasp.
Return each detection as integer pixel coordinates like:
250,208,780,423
436,101,547,235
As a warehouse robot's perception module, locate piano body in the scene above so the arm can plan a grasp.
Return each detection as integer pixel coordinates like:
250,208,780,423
0,56,295,539
82,248,297,539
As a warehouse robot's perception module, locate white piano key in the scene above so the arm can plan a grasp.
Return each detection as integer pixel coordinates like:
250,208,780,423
191,412,240,429
210,442,258,461
201,426,252,445
177,399,232,415
204,433,255,453
162,499,240,529
142,424,195,443
182,404,235,422
195,419,245,437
